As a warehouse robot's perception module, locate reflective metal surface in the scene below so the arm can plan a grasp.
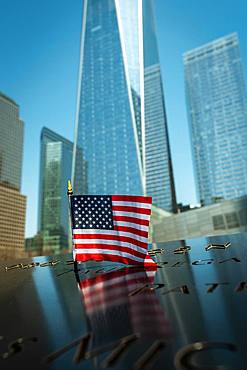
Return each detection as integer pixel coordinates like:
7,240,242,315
1,233,247,369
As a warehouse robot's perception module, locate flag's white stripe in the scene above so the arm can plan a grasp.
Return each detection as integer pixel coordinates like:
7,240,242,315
145,256,155,263
112,211,150,220
82,271,152,295
72,222,149,234
112,201,152,209
73,239,147,254
74,248,146,262
73,229,148,243
113,221,148,232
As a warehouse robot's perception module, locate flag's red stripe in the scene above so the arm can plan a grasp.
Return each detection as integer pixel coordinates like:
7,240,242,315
113,215,149,226
73,234,147,248
74,243,146,259
113,225,148,238
112,195,152,204
112,205,151,215
75,252,150,266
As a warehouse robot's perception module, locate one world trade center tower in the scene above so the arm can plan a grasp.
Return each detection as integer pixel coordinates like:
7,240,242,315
72,0,177,212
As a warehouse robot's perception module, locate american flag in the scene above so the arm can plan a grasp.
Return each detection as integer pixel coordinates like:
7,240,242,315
70,195,155,266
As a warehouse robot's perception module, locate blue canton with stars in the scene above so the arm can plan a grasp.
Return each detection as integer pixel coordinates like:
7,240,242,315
71,195,114,230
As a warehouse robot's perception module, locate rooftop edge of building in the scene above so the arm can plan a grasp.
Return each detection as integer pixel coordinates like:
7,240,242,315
41,126,73,147
183,32,238,62
0,92,19,108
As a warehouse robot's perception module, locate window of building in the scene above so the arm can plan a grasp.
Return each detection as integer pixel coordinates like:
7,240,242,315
212,215,226,230
225,212,240,228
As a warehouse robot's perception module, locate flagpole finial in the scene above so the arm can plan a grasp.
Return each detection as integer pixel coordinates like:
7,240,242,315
67,180,73,195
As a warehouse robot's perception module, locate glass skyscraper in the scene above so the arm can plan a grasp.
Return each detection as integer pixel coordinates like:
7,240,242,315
184,33,247,205
73,0,176,212
38,128,74,253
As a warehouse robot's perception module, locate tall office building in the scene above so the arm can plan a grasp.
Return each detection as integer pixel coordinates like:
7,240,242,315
0,92,24,190
0,92,26,259
184,33,247,205
73,0,176,212
38,128,75,254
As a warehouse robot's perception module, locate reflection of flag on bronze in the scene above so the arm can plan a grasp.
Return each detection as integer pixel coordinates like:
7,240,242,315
80,268,156,314
71,195,156,266
79,267,171,350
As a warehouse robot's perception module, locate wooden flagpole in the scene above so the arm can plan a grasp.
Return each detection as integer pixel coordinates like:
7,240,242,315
67,180,79,274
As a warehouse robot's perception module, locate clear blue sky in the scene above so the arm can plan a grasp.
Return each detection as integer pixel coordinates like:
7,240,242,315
0,0,246,237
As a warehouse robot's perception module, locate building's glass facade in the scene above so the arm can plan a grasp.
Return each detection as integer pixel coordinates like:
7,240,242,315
73,0,176,212
38,128,74,253
143,0,177,211
0,92,24,191
184,33,247,205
